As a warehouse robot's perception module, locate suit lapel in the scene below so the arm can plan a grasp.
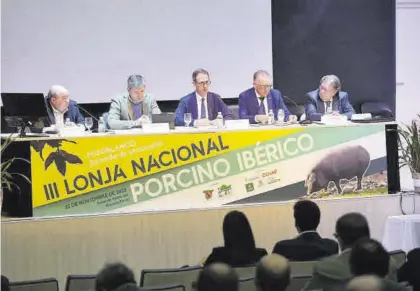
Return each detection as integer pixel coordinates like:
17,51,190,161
249,89,259,113
207,93,215,120
267,90,273,111
187,92,198,119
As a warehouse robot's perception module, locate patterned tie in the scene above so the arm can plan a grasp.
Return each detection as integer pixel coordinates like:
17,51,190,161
200,98,206,119
258,97,266,114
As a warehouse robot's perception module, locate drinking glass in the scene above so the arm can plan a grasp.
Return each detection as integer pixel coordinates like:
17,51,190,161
85,117,93,132
184,113,192,127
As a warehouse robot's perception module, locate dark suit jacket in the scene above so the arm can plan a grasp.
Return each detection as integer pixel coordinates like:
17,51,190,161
305,89,355,121
204,247,268,267
174,92,233,126
272,232,339,261
45,98,85,125
303,249,399,291
238,88,291,124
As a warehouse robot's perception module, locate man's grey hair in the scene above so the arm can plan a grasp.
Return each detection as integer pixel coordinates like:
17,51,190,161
47,85,69,99
253,70,271,81
127,75,145,91
320,75,341,91
192,68,210,82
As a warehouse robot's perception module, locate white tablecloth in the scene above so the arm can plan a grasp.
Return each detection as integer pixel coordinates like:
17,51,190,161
382,214,420,253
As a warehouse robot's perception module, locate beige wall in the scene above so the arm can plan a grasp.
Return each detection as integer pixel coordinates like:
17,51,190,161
1,194,419,290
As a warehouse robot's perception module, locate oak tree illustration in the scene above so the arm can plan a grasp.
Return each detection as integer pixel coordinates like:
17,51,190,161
31,139,83,176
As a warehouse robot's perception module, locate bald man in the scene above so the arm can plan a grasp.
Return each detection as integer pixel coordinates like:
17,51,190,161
196,263,238,291
347,276,383,291
255,254,290,291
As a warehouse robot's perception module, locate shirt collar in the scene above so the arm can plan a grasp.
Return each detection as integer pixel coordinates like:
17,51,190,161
196,92,207,101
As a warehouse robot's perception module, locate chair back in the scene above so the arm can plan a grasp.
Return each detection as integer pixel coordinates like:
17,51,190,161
389,250,407,268
289,261,316,276
140,266,202,291
286,275,312,291
238,277,256,291
139,284,185,291
9,278,59,291
228,105,239,119
234,265,256,279
65,274,96,291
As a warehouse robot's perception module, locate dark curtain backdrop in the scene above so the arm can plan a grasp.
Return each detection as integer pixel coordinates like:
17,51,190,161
271,0,395,114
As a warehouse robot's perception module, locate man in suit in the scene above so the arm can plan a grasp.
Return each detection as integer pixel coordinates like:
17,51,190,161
255,254,291,291
238,70,293,124
174,69,233,127
108,75,161,130
45,85,85,126
303,213,398,291
272,200,339,261
305,75,355,121
349,238,411,291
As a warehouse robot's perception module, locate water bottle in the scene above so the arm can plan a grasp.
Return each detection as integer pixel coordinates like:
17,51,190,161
98,117,106,133
216,112,224,128
266,109,274,125
277,109,285,125
64,117,71,126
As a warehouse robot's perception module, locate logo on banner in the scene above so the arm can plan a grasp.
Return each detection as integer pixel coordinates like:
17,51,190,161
203,189,214,200
267,177,281,184
218,184,232,198
245,183,255,192
262,169,277,178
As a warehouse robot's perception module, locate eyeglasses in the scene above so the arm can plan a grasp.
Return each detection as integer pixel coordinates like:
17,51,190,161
255,84,272,90
195,80,211,86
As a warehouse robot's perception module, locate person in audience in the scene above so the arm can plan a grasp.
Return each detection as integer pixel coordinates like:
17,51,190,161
1,275,9,291
305,75,355,121
95,262,138,291
272,200,339,261
350,238,410,291
196,263,238,291
346,275,384,291
255,254,291,291
174,69,233,126
204,210,268,266
108,75,161,130
238,70,293,124
398,248,420,291
45,85,85,126
303,212,398,291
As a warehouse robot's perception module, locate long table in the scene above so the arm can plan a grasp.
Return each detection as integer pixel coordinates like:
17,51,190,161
1,122,400,217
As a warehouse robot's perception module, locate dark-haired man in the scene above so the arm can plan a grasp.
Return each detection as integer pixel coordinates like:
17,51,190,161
272,200,338,261
95,262,138,291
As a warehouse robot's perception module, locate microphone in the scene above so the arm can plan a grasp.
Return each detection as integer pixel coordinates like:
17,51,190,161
283,95,304,115
75,103,99,122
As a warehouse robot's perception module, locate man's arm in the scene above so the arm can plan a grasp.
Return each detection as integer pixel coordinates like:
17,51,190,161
217,96,233,120
73,103,85,125
238,94,257,124
108,98,133,130
174,98,195,126
150,95,162,114
306,95,322,121
340,93,355,120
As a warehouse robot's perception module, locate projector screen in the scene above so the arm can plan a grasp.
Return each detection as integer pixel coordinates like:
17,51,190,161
1,0,272,103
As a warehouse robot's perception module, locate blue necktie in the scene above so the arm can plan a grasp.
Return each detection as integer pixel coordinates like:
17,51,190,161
258,97,266,114
200,98,206,119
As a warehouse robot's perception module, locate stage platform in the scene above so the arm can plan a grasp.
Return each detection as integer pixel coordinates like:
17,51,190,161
1,193,418,289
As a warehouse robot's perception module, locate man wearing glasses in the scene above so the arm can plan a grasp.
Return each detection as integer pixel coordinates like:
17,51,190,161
45,84,84,126
238,70,292,124
305,75,355,121
174,69,233,126
108,75,161,129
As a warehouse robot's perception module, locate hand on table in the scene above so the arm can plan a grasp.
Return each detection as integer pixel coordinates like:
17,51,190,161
256,115,268,123
288,115,298,123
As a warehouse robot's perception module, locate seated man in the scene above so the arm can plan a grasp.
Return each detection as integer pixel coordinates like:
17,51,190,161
95,262,138,291
238,70,292,124
196,263,238,291
255,254,291,291
108,75,161,130
174,69,233,127
303,213,398,291
45,85,84,126
272,200,338,261
305,75,355,121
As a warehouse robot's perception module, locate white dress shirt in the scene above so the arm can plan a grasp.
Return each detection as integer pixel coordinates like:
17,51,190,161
255,89,269,122
323,100,333,114
52,106,66,125
196,92,208,119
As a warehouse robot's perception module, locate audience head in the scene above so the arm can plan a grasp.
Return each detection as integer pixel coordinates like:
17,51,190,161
350,238,389,278
346,275,383,291
192,68,211,97
196,263,238,291
48,84,70,113
398,247,420,290
127,75,146,102
95,262,137,291
335,212,370,250
319,74,341,102
223,210,256,250
255,254,290,291
293,200,320,232
253,70,272,98
1,275,10,291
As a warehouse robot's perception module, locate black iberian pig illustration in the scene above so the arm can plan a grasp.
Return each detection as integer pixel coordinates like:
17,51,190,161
305,145,370,194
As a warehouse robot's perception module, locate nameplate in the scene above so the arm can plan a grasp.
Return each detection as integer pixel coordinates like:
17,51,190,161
351,113,372,121
321,115,348,125
142,123,170,133
225,119,250,130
